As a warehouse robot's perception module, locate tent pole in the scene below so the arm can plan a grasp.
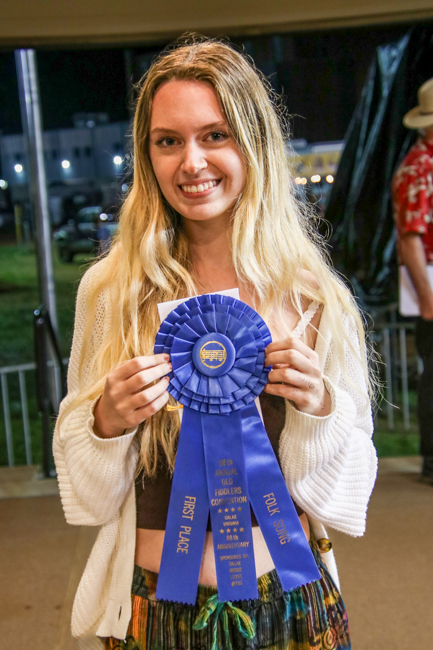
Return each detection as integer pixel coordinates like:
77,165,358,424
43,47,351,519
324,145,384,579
15,49,58,333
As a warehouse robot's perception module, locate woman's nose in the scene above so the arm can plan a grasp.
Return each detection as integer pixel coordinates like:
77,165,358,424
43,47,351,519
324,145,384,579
180,142,207,175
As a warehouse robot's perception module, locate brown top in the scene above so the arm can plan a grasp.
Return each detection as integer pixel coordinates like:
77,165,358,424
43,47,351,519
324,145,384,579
135,392,304,530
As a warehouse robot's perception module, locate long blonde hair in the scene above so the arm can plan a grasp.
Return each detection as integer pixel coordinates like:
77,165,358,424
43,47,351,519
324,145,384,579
61,36,372,475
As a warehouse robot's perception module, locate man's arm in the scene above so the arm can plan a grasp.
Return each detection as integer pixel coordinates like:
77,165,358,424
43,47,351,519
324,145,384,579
400,232,433,320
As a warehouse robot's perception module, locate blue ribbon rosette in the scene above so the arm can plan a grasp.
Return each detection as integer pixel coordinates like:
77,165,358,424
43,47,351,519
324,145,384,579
154,294,320,604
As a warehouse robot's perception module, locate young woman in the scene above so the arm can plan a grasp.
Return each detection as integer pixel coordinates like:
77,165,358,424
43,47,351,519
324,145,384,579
54,37,377,650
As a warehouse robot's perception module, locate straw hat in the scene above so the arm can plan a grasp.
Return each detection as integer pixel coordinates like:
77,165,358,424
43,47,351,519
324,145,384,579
404,78,433,129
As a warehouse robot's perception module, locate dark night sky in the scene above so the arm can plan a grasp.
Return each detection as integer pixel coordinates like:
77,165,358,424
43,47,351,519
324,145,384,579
0,20,428,142
0,49,129,134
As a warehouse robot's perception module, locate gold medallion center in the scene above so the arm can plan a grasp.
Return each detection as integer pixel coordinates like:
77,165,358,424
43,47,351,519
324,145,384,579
200,341,227,368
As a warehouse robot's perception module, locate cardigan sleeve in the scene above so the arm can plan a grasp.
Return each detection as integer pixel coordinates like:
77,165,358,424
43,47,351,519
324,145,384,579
279,310,377,537
53,262,139,527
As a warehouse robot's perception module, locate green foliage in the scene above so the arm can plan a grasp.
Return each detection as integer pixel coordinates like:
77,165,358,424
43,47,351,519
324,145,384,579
0,245,88,466
0,245,88,366
373,406,420,457
373,427,420,458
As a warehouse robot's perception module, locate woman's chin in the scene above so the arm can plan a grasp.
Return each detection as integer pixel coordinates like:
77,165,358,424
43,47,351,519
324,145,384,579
178,207,232,225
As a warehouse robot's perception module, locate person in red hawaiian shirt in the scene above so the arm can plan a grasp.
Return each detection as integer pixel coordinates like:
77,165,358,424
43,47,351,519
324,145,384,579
393,78,433,483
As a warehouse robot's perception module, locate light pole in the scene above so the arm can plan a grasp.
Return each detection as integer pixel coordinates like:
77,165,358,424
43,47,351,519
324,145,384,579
15,49,61,476
15,49,58,333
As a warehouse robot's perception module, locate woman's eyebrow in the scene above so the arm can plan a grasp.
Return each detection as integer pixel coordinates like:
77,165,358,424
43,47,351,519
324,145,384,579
150,127,178,136
150,121,227,136
198,121,227,131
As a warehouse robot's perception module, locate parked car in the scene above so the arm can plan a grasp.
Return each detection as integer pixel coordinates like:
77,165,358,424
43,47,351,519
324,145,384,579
52,206,118,262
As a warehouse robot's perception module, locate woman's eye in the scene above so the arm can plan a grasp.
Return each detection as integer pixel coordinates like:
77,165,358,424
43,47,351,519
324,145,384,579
208,131,228,143
156,136,177,147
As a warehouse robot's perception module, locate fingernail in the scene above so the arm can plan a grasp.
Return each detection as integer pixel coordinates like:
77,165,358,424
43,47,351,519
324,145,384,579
168,362,172,369
165,376,170,382
163,354,170,361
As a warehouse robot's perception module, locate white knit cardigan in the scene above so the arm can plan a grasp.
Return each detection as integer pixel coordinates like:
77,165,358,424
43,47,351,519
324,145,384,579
53,262,378,650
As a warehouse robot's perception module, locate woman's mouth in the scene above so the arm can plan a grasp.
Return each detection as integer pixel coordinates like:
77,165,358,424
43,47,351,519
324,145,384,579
179,179,221,196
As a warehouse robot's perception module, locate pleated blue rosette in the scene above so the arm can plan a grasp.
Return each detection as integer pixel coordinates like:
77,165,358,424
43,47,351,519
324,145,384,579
155,294,320,605
155,293,271,413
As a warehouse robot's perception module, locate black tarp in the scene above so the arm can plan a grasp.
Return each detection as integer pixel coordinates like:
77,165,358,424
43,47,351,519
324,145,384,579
325,26,433,314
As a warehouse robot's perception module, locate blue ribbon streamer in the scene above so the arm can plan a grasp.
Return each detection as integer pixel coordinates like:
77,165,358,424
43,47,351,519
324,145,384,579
155,407,209,604
241,402,321,591
202,410,258,601
154,294,320,605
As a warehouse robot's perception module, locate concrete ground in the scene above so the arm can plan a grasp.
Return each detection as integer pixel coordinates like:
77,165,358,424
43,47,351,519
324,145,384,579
0,457,432,650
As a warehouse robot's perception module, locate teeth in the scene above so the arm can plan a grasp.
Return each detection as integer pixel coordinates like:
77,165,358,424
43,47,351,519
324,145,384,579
181,180,218,193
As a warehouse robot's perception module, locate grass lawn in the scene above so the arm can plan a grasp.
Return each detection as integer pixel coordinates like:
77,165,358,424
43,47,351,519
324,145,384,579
0,244,421,466
0,244,89,366
0,244,89,466
373,422,419,458
373,385,420,458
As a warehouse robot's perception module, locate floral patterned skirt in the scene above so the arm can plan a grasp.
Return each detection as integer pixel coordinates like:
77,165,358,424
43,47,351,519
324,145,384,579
104,535,350,650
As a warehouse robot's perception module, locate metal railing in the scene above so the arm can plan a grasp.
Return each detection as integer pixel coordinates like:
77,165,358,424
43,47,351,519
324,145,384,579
372,320,419,430
0,358,68,470
34,305,66,476
0,362,36,467
0,315,420,471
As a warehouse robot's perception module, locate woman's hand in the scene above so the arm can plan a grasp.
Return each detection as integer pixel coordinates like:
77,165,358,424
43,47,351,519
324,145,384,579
264,337,331,417
93,354,172,438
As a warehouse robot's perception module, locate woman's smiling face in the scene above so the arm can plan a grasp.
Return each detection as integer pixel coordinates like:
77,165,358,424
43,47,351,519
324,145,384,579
149,79,246,226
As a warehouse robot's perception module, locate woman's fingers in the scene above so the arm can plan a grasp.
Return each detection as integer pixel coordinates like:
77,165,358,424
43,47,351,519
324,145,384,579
98,354,173,435
133,388,170,421
263,381,310,407
268,366,317,390
266,347,318,375
125,361,172,393
263,336,331,416
130,377,170,410
264,379,331,417
114,354,170,381
265,336,318,366
115,377,171,428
